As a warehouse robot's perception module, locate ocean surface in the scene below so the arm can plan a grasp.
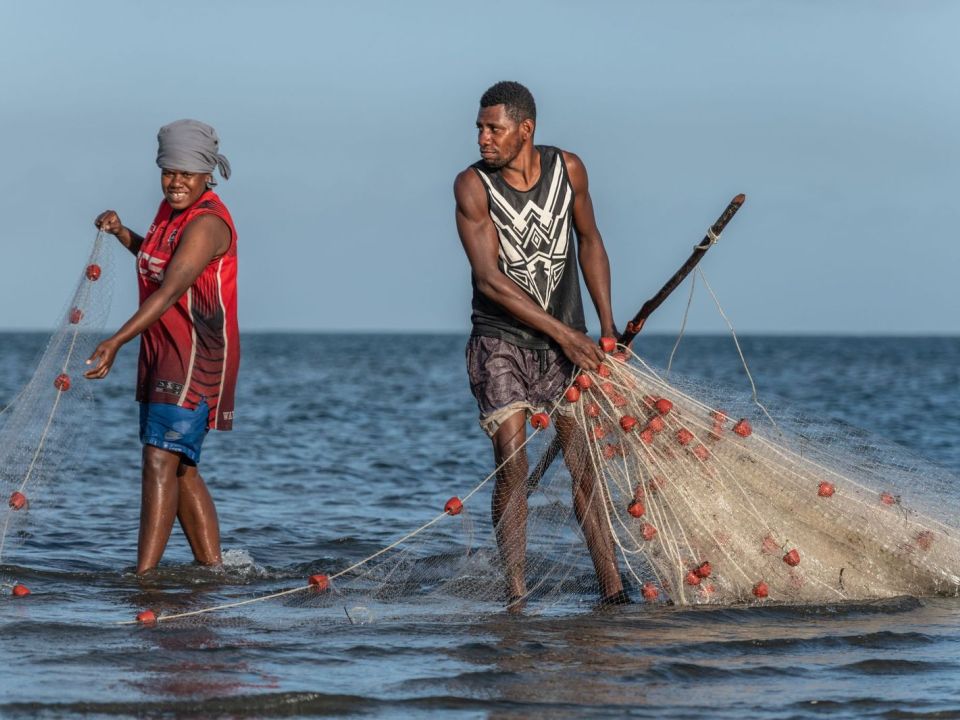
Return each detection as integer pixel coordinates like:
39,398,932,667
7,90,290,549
1,332,959,719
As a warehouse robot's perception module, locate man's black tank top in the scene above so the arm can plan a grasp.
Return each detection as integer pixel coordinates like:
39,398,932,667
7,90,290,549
470,145,587,350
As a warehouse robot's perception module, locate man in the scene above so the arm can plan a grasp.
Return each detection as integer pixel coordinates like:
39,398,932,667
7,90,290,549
86,119,239,575
454,81,628,606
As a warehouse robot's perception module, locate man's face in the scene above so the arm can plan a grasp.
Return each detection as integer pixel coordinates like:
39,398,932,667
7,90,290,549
476,104,527,169
160,169,210,210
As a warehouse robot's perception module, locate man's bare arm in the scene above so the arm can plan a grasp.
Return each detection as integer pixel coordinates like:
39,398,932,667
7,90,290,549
563,151,617,340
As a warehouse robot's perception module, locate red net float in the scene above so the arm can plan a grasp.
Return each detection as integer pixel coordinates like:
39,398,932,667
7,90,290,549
817,481,835,498
69,307,84,324
8,492,26,510
309,574,330,591
627,500,645,518
619,416,638,432
530,412,550,430
85,264,101,281
54,373,71,392
12,584,30,597
654,398,673,415
599,337,616,353
574,374,593,390
564,386,581,403
752,581,769,598
783,549,800,566
641,523,657,541
733,419,752,437
136,609,157,624
676,428,694,446
444,497,463,515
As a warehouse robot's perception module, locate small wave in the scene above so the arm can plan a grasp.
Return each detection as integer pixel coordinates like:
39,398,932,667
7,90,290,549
648,661,803,682
0,690,544,718
841,658,952,675
220,548,263,576
674,630,936,659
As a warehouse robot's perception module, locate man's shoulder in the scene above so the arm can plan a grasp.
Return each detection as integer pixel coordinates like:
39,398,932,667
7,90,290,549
456,163,483,179
553,149,587,191
550,147,582,170
454,165,486,198
536,146,584,178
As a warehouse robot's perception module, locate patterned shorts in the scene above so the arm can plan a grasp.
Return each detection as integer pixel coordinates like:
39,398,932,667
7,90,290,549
466,335,575,438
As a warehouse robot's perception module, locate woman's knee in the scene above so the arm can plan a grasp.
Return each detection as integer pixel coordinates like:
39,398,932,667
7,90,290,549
142,445,181,479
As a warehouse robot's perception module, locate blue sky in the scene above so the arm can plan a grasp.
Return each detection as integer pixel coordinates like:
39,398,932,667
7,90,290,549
1,0,957,334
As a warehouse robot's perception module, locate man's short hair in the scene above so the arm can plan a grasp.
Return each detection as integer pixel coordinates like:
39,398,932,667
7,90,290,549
480,81,536,124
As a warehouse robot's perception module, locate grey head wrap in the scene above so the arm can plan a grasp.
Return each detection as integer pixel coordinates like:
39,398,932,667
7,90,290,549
156,119,231,186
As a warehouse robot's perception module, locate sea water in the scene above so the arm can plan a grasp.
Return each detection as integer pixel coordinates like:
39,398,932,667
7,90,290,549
1,333,958,719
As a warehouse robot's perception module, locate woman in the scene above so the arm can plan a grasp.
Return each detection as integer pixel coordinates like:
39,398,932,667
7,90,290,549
87,119,239,575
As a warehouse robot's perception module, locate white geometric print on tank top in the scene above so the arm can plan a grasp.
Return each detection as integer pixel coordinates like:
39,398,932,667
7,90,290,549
475,149,573,309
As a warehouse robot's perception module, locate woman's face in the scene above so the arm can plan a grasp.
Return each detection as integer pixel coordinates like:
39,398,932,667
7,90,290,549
160,169,211,210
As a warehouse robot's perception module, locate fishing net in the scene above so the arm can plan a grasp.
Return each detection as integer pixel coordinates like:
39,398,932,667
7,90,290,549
0,232,114,582
138,284,960,625
536,348,960,604
237,348,949,633
277,342,960,625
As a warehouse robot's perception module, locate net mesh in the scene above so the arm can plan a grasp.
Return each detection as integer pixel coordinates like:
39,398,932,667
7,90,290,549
293,345,960,622
0,232,114,576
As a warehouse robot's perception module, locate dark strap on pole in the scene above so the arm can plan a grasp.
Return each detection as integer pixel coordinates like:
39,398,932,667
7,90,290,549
619,194,745,346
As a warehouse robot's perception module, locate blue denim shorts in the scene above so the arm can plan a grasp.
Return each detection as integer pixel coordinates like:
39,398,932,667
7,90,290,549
139,399,210,464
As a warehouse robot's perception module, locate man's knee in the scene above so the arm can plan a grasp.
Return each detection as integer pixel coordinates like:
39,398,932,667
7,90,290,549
492,412,528,454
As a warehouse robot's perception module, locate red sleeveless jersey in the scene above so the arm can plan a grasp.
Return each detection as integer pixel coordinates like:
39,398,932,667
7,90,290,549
136,190,239,430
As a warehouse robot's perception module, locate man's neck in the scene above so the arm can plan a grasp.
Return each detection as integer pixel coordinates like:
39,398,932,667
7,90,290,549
501,143,541,191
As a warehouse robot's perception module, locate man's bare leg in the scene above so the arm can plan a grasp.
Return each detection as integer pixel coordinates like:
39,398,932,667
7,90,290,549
137,445,182,574
176,461,222,566
556,415,625,602
491,411,530,602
